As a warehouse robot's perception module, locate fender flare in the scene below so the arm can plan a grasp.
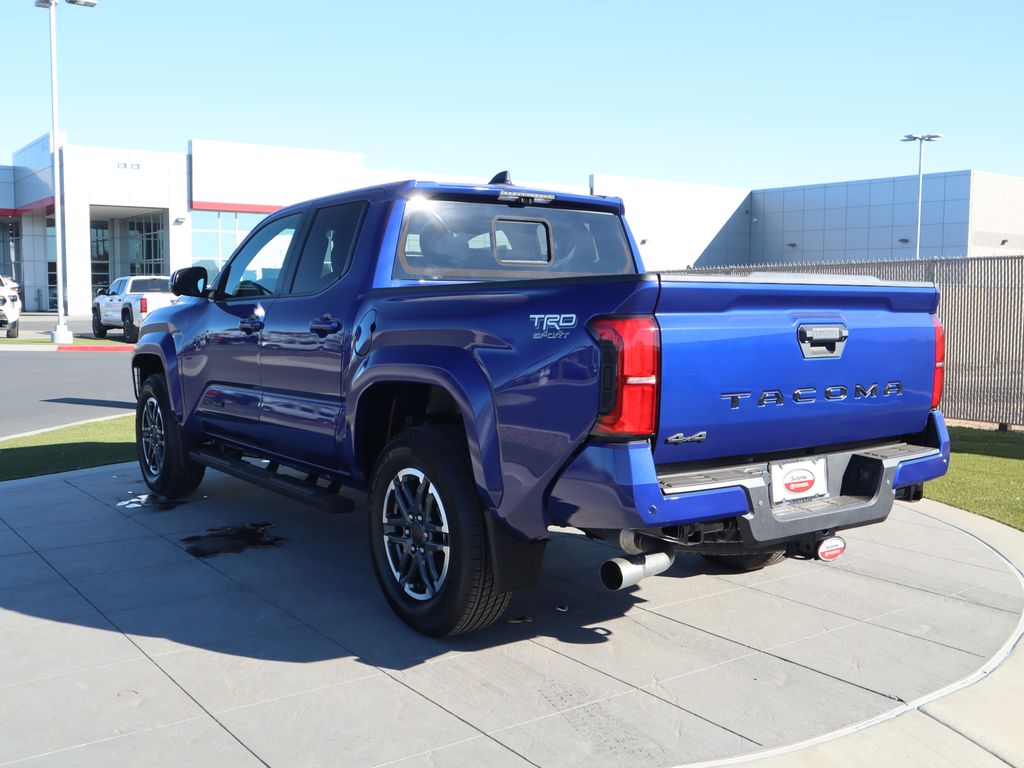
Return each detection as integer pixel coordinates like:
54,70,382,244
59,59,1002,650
132,330,183,421
347,345,503,510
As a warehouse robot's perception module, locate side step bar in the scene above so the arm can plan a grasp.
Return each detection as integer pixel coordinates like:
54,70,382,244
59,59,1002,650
189,449,355,514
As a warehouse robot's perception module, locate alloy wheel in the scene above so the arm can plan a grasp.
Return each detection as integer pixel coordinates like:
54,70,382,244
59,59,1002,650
140,396,166,476
381,467,451,600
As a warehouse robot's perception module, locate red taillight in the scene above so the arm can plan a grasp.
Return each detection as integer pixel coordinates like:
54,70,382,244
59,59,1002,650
140,297,148,313
588,316,660,439
932,315,944,409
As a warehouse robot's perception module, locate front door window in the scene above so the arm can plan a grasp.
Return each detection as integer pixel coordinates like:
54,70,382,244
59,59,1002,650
219,214,302,299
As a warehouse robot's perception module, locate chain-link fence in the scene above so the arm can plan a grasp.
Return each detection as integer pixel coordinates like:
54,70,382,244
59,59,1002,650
675,255,1024,427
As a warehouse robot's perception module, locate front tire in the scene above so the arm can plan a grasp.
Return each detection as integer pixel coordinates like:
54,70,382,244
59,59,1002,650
701,550,786,572
92,310,107,338
5,320,17,339
369,426,510,636
136,373,205,497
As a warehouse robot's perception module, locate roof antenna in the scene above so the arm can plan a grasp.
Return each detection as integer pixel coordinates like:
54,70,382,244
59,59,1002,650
488,171,513,185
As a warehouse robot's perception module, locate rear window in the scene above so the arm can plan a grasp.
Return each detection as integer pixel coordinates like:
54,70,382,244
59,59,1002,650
130,278,170,293
394,200,636,281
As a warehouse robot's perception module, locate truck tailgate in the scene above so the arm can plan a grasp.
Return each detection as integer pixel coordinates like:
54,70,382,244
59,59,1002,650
653,274,940,466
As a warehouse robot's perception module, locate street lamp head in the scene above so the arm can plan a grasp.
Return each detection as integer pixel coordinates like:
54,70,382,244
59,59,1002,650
34,0,55,7
923,133,943,141
902,134,921,142
66,0,98,5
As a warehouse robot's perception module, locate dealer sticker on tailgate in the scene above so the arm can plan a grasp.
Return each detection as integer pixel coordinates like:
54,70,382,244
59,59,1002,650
770,458,828,504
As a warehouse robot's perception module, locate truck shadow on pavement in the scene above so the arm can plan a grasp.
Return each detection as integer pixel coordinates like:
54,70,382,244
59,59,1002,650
42,397,136,410
2,467,737,672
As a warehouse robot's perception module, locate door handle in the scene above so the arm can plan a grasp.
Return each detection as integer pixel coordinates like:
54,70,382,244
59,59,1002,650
309,315,342,337
238,316,264,334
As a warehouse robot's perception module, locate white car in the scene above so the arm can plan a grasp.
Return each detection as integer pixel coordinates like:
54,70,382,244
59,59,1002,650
92,275,176,343
0,275,20,338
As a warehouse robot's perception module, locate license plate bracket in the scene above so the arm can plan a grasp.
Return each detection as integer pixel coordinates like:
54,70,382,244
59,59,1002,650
770,457,828,505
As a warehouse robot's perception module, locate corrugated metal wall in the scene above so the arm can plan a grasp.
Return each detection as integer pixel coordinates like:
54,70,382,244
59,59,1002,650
676,256,1024,426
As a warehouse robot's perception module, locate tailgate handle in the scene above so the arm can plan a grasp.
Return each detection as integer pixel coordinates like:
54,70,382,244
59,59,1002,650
797,324,848,359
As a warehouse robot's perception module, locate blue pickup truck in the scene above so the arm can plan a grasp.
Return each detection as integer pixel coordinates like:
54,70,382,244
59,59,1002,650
131,176,949,636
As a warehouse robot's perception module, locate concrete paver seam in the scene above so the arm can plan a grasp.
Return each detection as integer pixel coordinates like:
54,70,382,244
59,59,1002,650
917,709,1019,768
0,518,273,768
668,512,1024,768
520,635,765,747
838,533,1015,575
0,717,211,768
634,603,912,705
743,585,993,661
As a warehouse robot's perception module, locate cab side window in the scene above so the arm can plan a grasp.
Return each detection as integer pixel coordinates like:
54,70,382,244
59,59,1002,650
288,202,368,295
109,278,126,296
219,214,302,299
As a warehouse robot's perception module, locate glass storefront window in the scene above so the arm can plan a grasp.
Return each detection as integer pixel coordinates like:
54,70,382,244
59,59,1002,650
191,210,218,229
90,221,111,294
122,211,167,275
237,212,265,233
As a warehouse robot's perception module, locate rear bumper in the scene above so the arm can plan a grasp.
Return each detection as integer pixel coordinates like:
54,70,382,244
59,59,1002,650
546,411,950,546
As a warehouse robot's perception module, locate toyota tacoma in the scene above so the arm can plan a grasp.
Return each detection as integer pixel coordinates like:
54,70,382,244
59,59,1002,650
130,175,949,635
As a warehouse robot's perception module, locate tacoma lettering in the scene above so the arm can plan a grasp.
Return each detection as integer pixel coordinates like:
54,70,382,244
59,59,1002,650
721,382,903,409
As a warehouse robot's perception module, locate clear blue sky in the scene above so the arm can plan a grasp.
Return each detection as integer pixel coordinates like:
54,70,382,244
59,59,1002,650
3,0,1021,190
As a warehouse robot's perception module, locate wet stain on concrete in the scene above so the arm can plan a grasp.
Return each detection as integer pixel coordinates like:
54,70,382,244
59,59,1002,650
182,522,286,558
117,493,184,511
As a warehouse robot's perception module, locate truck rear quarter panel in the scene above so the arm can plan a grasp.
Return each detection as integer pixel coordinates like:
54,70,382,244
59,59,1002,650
351,275,660,539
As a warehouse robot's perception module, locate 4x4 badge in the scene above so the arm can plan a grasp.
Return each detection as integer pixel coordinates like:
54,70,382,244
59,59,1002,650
665,431,707,445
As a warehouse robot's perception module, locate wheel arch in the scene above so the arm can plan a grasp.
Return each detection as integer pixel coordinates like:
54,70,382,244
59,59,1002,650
132,336,182,420
348,348,502,510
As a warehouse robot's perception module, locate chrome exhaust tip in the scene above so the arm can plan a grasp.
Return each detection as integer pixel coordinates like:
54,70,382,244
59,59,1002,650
600,550,675,590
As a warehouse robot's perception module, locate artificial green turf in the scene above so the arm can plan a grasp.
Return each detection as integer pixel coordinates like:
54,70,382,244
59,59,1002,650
0,415,136,482
927,426,1024,532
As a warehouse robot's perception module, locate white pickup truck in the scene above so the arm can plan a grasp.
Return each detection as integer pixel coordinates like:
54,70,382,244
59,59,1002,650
92,275,175,343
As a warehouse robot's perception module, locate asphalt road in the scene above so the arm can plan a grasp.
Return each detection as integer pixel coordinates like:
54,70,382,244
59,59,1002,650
0,351,136,438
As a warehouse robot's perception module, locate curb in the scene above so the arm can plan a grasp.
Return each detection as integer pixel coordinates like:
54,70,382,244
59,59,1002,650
0,344,133,352
57,345,134,352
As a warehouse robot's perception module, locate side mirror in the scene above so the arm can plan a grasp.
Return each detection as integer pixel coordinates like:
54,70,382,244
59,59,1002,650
171,266,209,298
95,287,107,296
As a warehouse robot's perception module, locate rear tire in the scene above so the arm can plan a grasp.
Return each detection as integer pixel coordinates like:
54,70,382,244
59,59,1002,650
369,426,510,636
5,321,17,339
136,373,205,498
701,550,786,572
123,312,139,343
92,310,107,338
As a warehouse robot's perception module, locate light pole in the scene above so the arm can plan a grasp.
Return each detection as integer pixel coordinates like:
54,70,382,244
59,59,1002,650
35,0,96,343
901,133,943,261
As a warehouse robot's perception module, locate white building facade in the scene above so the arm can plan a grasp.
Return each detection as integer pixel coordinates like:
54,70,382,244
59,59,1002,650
3,135,1022,315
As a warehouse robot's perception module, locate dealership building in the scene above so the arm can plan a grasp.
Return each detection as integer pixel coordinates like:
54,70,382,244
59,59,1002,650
2,134,1023,315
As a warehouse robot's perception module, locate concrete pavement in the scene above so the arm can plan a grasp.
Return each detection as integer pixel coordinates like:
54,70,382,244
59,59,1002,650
0,463,1020,767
